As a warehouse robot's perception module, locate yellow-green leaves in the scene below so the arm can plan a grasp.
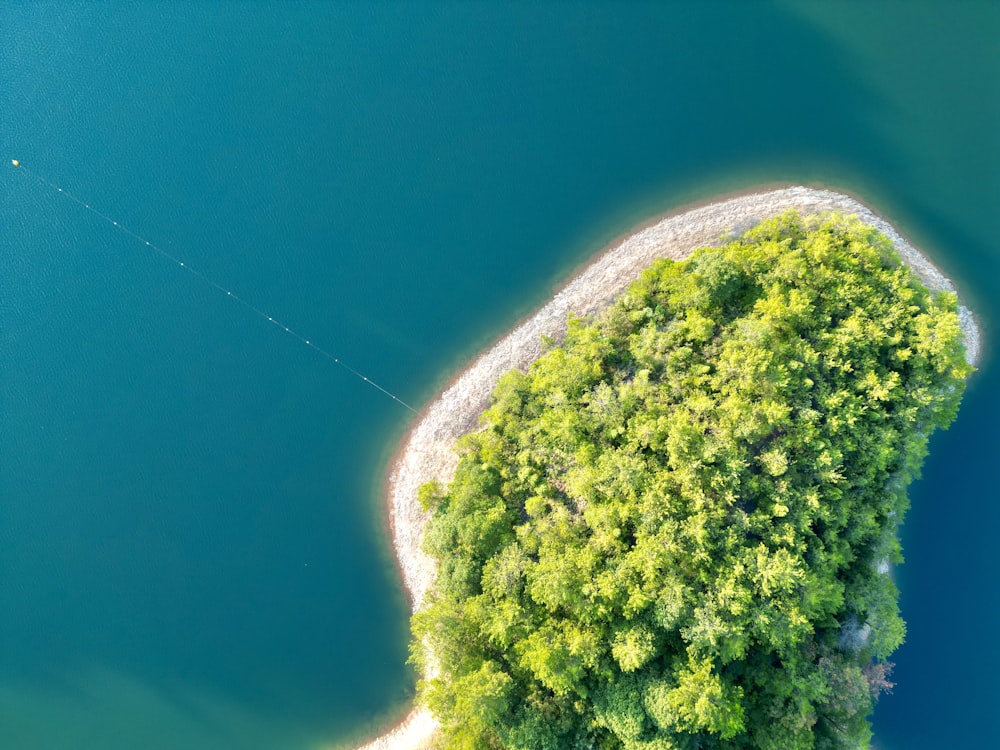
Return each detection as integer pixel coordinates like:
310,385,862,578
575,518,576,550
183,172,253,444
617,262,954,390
759,448,789,477
611,625,658,673
666,657,745,739
413,211,970,750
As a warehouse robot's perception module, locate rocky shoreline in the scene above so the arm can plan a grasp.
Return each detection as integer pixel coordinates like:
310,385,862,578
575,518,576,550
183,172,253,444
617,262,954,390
357,186,981,750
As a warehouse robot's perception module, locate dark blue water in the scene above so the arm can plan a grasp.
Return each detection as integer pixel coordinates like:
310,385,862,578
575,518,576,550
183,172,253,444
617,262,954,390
1,3,997,749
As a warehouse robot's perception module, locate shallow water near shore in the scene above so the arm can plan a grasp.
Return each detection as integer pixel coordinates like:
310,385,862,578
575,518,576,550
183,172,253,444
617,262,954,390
1,3,997,749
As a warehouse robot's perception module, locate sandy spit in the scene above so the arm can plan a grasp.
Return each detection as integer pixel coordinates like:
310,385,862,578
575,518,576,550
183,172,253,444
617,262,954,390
357,186,981,750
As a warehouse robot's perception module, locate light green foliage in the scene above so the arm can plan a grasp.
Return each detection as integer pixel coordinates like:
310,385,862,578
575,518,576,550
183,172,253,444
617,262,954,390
412,212,971,749
667,656,746,738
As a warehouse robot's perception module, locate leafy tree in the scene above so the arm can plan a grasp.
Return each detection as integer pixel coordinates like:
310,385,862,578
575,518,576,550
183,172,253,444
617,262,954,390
412,212,972,749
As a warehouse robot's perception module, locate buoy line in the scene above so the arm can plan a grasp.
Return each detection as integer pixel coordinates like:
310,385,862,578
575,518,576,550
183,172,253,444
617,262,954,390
9,159,417,413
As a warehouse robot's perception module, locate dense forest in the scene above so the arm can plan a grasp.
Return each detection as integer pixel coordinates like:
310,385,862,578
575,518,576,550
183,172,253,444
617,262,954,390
411,212,971,750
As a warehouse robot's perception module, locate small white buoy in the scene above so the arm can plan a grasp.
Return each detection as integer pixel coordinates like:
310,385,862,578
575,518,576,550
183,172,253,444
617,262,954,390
11,159,20,167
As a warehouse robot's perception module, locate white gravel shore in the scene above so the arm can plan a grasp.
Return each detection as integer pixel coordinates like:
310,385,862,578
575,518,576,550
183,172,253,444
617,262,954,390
358,186,981,750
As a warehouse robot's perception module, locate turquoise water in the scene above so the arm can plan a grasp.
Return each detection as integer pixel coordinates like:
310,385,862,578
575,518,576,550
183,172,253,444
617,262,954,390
1,3,996,749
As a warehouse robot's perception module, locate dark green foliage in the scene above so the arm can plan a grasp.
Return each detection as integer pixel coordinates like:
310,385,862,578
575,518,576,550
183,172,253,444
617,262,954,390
411,212,971,749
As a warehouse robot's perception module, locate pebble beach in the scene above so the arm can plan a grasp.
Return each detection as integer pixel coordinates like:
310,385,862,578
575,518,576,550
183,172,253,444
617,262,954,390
359,186,981,750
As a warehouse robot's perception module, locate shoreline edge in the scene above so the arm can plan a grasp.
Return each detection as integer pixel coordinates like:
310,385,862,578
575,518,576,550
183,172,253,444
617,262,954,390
356,186,981,750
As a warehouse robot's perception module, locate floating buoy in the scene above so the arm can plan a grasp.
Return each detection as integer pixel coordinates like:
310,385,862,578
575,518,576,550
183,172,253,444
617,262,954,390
9,160,418,413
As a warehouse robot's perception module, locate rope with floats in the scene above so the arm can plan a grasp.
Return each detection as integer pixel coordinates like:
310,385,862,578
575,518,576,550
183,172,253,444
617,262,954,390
9,159,418,414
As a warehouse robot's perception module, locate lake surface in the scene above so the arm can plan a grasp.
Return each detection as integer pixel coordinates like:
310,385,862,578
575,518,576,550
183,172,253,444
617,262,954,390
1,3,996,749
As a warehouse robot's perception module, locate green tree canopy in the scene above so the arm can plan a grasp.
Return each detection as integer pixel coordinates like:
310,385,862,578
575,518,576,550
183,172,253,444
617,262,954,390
412,211,971,750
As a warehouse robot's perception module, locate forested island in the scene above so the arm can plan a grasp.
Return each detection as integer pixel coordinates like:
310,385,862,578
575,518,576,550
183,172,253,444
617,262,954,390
408,211,972,750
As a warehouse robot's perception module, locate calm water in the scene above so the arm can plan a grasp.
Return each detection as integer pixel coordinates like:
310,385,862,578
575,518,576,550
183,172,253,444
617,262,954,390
1,3,997,749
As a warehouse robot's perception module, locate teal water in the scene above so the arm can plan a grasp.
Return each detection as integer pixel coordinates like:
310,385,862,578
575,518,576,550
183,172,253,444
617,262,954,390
1,3,996,749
